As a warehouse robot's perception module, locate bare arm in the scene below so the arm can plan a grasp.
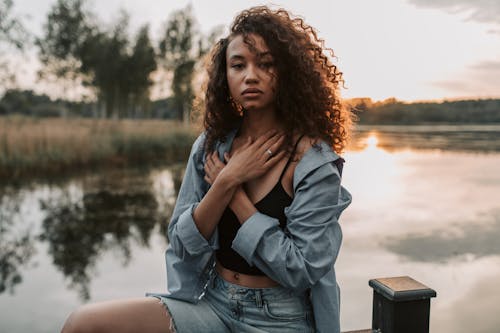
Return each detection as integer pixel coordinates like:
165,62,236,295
192,169,239,240
229,186,256,223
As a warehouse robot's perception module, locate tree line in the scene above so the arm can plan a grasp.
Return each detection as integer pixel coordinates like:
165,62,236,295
3,90,500,124
1,0,221,121
0,88,180,118
350,97,500,124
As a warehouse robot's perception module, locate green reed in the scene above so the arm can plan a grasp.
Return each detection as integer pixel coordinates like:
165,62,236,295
0,116,198,181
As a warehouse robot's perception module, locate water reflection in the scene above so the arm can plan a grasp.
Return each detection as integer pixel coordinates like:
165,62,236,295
39,187,159,300
0,190,36,294
349,125,500,152
384,209,500,263
433,269,500,333
338,132,500,332
0,167,181,301
364,132,379,148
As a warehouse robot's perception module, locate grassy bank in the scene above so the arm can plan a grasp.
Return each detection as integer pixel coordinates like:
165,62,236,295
0,116,199,181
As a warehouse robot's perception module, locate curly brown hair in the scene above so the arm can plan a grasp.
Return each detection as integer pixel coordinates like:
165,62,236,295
201,6,352,154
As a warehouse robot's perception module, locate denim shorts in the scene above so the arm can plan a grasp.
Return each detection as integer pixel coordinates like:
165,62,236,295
151,272,315,333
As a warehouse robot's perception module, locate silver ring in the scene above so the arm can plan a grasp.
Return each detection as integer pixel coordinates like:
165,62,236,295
266,149,273,157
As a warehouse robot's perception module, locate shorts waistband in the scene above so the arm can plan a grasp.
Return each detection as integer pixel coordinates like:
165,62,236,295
209,271,308,303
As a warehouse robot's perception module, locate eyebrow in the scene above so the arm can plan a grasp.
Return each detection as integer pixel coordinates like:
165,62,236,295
229,55,245,61
228,52,273,61
258,51,272,58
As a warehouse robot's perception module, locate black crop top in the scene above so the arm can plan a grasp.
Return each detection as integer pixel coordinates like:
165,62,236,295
215,136,303,276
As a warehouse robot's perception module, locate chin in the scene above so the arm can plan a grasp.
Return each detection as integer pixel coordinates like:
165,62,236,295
243,104,260,110
242,101,273,112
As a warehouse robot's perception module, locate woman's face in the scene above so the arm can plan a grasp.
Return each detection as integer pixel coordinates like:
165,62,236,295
226,33,277,112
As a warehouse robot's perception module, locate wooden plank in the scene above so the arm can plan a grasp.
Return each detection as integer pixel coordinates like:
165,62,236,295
376,276,430,292
369,276,437,301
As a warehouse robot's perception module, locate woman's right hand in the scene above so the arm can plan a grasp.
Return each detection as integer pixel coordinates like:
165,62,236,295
222,130,286,185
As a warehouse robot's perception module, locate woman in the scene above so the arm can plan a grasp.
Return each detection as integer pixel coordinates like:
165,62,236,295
62,6,352,333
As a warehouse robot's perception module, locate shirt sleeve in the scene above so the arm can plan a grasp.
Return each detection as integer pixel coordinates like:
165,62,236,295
168,133,218,257
231,160,352,292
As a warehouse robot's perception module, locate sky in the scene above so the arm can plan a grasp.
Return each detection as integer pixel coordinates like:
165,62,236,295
8,0,500,102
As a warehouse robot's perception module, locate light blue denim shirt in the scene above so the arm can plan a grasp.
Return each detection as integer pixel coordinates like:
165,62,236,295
157,129,352,333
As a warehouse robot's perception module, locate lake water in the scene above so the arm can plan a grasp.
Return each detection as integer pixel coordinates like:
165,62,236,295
1,125,499,332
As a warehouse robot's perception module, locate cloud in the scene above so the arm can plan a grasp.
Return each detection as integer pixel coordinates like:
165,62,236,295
408,0,500,25
384,209,500,263
469,59,500,71
431,270,500,333
431,59,500,97
432,272,500,333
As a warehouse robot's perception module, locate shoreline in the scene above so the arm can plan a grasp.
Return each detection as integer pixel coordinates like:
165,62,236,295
0,117,197,183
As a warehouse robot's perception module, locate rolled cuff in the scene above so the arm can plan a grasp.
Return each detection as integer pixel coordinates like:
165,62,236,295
175,203,217,255
232,211,279,265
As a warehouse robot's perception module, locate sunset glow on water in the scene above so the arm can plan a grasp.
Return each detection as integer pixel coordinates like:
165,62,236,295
1,126,499,332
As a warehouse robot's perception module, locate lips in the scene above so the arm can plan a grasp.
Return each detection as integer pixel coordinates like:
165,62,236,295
242,88,263,95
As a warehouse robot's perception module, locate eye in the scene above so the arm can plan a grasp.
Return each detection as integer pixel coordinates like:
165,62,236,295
231,63,244,69
259,61,275,69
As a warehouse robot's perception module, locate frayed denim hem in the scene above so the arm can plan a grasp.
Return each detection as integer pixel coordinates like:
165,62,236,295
147,295,178,333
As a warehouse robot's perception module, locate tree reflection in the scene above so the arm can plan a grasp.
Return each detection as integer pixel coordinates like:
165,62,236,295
158,164,184,240
0,165,181,301
39,176,171,300
0,190,36,294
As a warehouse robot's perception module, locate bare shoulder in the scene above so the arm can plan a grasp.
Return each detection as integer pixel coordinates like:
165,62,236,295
294,135,320,161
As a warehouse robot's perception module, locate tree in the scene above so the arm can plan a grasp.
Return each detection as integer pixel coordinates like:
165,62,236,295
36,0,94,101
0,0,30,89
123,25,157,118
159,6,196,123
37,0,157,118
158,6,222,123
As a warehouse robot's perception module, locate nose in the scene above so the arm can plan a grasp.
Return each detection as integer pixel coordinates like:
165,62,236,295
244,64,259,84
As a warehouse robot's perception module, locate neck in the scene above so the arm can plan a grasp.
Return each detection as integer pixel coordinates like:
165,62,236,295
239,107,282,140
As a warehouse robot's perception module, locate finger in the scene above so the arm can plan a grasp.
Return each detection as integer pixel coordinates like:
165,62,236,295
205,152,213,166
224,152,230,163
257,134,283,157
204,159,213,172
245,136,253,149
213,154,225,168
213,151,226,165
205,159,216,176
267,133,286,154
204,175,212,185
257,135,283,161
254,130,278,147
264,149,287,168
209,151,217,164
265,131,284,143
210,150,221,165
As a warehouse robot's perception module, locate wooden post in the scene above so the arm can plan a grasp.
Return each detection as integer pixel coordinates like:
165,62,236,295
369,276,436,333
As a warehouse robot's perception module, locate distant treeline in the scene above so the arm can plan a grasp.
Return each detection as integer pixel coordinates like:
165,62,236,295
2,90,500,124
0,89,178,119
350,97,500,124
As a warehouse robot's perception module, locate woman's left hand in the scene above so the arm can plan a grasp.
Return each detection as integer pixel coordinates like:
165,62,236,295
204,151,226,185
